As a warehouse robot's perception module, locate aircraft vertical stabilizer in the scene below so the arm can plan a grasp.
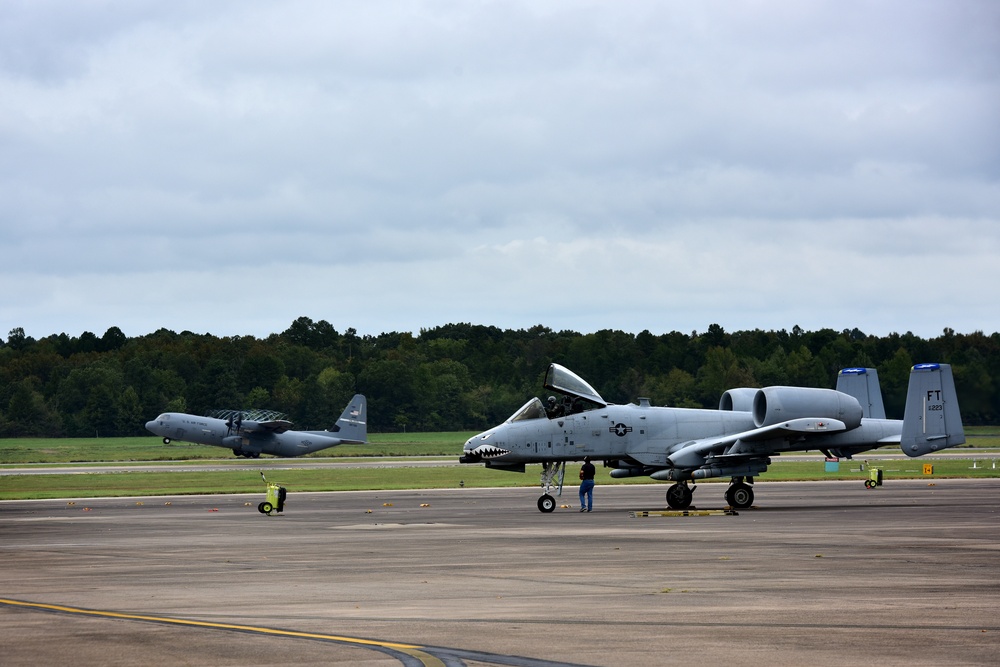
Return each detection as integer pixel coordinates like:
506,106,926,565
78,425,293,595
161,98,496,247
334,394,368,444
900,364,964,456
836,367,886,419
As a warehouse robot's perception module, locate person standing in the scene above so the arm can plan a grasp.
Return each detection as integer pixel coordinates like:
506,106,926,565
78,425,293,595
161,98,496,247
579,456,596,512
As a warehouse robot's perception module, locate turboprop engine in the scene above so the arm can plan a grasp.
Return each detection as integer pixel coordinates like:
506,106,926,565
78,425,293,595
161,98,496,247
752,386,863,430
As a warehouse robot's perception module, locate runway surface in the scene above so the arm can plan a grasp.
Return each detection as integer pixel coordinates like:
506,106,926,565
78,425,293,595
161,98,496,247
2,479,999,666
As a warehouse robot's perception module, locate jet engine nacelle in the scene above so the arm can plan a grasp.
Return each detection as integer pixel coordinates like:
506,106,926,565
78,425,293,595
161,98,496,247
719,388,758,412
752,386,863,430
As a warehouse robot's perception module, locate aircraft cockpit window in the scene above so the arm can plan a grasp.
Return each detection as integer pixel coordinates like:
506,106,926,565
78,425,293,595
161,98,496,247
507,397,547,423
543,363,607,407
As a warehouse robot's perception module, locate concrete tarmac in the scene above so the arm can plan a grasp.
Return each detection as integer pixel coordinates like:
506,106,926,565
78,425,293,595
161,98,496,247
2,479,999,666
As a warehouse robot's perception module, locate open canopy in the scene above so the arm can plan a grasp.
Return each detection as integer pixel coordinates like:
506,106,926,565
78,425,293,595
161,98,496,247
543,363,607,407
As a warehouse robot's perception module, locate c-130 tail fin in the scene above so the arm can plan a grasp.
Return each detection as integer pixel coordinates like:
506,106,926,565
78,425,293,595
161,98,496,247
900,364,964,457
332,394,367,444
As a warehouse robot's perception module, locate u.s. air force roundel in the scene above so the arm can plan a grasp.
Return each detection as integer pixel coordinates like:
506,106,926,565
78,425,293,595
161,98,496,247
610,423,632,437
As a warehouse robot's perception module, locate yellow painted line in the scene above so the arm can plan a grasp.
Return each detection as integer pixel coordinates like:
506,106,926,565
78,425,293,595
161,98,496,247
1,598,444,667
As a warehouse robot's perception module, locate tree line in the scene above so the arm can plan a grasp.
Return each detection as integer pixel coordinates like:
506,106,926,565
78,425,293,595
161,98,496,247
1,319,997,438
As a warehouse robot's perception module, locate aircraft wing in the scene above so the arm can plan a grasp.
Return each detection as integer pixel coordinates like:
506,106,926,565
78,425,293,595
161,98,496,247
666,417,848,468
244,419,294,434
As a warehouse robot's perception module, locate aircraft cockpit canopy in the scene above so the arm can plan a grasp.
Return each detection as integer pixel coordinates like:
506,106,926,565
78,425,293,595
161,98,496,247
507,397,548,423
543,363,607,407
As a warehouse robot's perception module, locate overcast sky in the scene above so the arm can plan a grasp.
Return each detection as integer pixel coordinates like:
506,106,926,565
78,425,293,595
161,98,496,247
2,0,998,342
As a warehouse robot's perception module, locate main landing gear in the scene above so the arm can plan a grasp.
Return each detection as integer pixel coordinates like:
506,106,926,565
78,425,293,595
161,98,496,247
233,448,260,459
536,461,566,513
666,481,694,510
725,478,754,509
665,477,755,510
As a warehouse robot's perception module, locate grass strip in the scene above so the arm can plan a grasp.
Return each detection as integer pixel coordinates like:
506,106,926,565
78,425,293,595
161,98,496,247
2,457,998,500
3,431,999,466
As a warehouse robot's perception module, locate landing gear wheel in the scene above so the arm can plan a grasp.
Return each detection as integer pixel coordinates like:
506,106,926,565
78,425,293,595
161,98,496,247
537,494,556,513
261,501,274,515
666,483,693,510
726,483,754,509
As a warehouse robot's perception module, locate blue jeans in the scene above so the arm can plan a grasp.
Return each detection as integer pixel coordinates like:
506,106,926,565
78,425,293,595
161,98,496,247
579,479,595,511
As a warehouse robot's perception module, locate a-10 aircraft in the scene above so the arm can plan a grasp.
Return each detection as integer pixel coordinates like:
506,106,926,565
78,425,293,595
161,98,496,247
460,363,964,512
145,394,367,457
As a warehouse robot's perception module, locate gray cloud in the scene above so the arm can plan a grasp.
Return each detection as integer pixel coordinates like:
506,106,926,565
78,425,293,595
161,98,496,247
1,1,998,340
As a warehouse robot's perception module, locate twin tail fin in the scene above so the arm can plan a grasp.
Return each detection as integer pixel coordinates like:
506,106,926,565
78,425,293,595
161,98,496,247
900,364,964,456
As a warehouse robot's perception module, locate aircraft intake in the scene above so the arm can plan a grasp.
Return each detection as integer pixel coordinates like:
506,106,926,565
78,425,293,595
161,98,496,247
752,387,863,430
719,387,757,412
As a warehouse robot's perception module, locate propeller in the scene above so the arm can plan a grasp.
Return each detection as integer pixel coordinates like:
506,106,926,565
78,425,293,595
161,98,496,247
225,412,244,436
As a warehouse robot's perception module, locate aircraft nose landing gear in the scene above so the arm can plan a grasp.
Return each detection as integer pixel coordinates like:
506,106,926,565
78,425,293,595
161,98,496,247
536,461,565,513
537,495,556,512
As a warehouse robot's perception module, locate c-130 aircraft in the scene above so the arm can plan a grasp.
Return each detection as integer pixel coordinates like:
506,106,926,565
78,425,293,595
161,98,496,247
146,394,367,457
460,364,964,512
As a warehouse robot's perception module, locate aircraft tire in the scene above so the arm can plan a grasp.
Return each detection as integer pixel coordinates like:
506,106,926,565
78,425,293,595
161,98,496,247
537,494,556,513
261,502,274,515
666,483,692,510
727,483,754,509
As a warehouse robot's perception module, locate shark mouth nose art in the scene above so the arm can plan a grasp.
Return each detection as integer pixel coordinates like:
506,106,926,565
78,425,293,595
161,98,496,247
468,444,510,459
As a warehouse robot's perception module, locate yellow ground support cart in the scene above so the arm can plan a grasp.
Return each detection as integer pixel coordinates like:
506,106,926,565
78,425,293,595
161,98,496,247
258,472,286,515
864,466,883,489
